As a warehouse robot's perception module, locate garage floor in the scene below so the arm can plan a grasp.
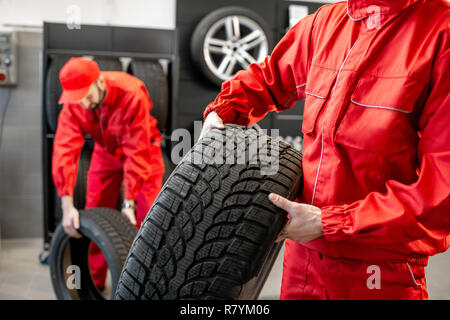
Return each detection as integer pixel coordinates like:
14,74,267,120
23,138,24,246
0,238,449,300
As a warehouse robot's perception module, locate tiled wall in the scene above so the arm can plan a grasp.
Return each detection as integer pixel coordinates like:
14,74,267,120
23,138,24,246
0,32,43,238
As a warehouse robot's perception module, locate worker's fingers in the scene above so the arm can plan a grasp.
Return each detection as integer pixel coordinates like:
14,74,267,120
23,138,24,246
129,214,137,226
71,210,82,238
198,126,209,141
275,220,291,243
70,228,82,239
269,193,295,212
63,224,82,239
126,214,136,225
199,122,224,140
275,229,287,243
214,121,225,129
62,207,82,238
122,208,137,226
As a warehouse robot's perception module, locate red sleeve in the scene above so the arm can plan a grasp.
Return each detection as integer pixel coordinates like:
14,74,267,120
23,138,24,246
321,39,450,254
121,89,159,200
203,12,317,125
52,104,85,197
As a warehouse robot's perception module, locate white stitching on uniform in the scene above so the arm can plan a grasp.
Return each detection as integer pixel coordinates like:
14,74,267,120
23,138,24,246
350,99,411,114
407,262,423,287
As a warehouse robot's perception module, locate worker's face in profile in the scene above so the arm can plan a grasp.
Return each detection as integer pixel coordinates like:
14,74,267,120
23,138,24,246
79,78,106,110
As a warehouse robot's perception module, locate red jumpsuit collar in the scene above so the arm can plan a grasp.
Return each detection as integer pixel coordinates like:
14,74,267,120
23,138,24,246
347,0,421,20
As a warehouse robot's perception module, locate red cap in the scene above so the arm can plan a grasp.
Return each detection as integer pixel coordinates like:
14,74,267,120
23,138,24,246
58,57,100,104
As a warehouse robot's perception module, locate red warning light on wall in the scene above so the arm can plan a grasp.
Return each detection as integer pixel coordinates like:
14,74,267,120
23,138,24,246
0,72,6,81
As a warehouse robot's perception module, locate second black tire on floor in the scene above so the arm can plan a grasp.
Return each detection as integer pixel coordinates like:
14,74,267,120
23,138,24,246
49,207,137,300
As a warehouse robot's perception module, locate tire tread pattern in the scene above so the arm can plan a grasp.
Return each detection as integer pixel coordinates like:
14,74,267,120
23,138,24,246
115,125,302,300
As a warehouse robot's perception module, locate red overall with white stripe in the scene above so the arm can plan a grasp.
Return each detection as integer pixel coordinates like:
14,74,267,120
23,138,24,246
204,0,450,299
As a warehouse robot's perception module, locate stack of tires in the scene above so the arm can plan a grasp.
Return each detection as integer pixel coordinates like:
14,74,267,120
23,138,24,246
127,59,176,183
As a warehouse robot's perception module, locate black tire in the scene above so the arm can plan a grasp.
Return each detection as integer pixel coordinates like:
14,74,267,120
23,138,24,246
127,60,169,133
115,124,302,300
49,208,137,300
45,55,71,133
55,142,93,225
74,142,93,209
93,57,123,71
191,7,273,87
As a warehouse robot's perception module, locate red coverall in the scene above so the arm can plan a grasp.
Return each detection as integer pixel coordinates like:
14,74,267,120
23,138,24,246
204,0,450,299
53,71,165,287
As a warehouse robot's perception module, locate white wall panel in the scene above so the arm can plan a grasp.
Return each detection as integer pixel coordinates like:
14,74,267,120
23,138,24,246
0,0,175,29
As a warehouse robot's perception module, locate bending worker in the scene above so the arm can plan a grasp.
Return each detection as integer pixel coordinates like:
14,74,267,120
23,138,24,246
52,57,164,289
200,0,450,299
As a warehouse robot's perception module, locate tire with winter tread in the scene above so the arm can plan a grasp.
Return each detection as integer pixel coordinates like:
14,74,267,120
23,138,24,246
115,124,303,300
49,207,137,300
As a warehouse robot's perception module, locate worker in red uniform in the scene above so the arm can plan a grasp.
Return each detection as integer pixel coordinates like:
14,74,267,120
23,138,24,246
52,57,164,289
200,0,450,299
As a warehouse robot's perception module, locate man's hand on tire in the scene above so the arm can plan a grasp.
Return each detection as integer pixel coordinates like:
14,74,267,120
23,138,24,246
199,111,225,141
121,207,137,226
269,193,324,243
61,196,82,239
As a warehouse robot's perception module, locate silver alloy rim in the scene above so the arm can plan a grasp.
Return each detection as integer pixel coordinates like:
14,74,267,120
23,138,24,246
203,15,269,82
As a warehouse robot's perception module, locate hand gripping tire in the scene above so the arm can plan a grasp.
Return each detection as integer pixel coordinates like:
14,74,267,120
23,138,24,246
54,142,93,224
114,124,303,300
49,208,137,300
